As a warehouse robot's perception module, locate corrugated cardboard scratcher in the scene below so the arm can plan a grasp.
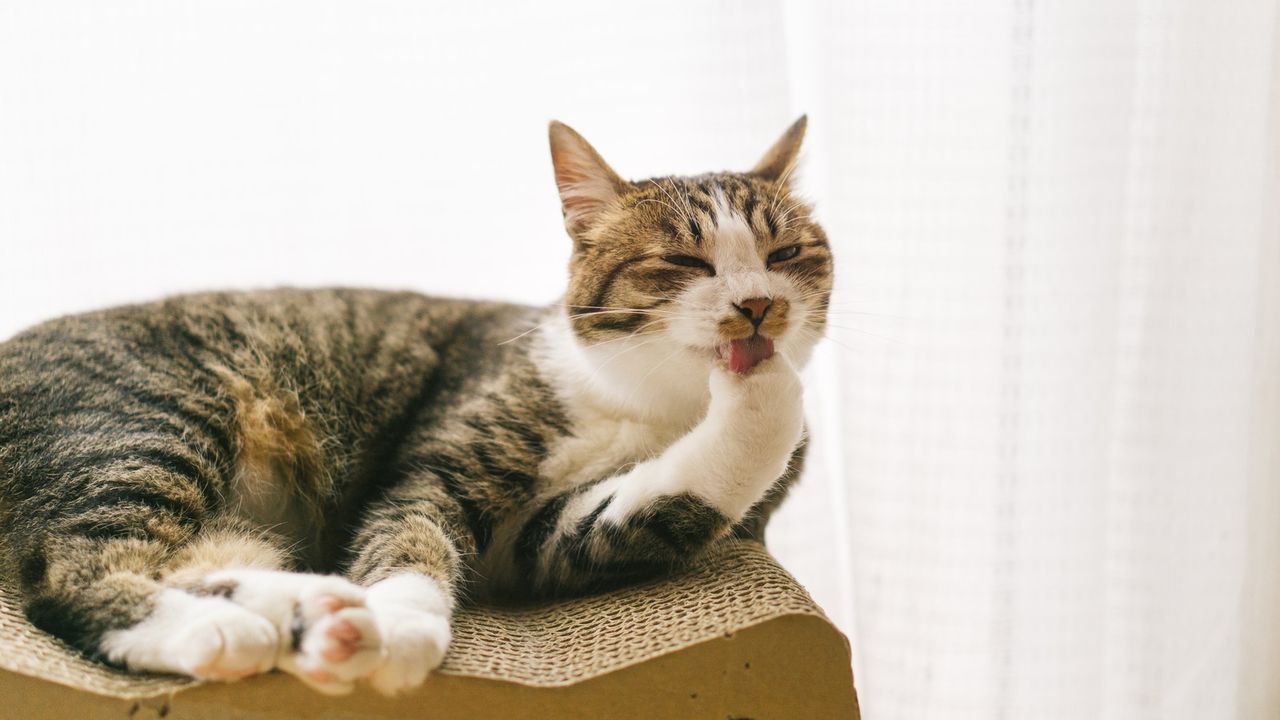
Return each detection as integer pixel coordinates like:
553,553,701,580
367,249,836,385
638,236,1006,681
0,540,859,719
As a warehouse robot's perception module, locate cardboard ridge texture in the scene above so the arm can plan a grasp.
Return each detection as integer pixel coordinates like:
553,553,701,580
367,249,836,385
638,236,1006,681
0,540,859,719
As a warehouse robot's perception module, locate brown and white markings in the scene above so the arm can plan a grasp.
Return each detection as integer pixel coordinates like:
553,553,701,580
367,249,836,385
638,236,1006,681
0,117,832,694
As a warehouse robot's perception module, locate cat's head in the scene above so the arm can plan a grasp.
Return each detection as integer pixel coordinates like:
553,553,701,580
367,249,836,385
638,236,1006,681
547,118,832,406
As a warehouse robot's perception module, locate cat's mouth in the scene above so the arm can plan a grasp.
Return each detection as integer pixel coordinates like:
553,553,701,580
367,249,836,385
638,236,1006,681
715,335,775,374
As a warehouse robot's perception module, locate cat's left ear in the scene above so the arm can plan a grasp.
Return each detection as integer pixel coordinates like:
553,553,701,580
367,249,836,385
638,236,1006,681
750,115,807,184
549,121,627,239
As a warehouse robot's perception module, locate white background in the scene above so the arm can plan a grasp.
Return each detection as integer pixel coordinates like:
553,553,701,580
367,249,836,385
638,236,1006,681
0,3,802,327
0,0,858,678
3,2,1279,718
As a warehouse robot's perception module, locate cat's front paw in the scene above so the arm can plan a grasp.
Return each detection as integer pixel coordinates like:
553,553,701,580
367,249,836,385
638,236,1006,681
203,569,383,695
364,573,452,696
709,354,804,445
100,589,279,681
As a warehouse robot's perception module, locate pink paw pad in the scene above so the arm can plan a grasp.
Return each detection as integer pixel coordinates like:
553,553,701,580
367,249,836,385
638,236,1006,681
288,588,383,692
321,618,363,662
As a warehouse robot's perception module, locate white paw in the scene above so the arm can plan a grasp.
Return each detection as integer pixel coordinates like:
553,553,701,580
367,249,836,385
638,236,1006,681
204,569,383,695
101,589,278,680
364,574,453,696
710,356,804,443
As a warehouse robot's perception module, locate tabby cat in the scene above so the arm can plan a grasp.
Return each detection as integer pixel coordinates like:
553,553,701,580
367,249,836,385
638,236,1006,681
0,117,831,694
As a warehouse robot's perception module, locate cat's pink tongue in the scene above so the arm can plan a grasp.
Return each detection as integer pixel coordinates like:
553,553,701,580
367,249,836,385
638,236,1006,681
721,336,775,374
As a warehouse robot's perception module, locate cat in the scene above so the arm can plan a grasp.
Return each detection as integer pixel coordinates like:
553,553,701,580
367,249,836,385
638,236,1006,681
0,117,832,695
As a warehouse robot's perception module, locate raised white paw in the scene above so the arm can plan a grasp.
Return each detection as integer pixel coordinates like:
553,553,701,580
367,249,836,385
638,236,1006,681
101,589,279,680
364,573,453,696
204,569,383,695
711,351,801,404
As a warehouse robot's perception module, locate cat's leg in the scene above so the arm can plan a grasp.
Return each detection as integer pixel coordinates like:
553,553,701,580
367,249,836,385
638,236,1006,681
342,480,468,695
517,356,805,595
8,453,292,683
31,513,377,693
93,519,290,682
15,474,381,692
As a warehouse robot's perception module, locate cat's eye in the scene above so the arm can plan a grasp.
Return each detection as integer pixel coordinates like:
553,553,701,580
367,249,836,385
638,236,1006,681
767,245,801,264
662,255,713,272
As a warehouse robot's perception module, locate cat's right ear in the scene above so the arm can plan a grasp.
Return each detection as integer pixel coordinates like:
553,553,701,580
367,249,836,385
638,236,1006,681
750,115,807,184
549,121,626,240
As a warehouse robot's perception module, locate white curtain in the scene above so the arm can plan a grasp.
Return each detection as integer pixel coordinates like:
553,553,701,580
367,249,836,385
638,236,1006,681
2,2,1277,718
767,0,1280,717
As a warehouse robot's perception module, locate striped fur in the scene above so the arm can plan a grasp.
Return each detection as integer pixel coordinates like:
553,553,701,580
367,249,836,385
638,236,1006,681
0,117,832,694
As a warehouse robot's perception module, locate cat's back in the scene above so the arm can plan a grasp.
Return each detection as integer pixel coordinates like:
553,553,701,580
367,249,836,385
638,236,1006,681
0,288,543,496
7,286,499,351
1,287,533,381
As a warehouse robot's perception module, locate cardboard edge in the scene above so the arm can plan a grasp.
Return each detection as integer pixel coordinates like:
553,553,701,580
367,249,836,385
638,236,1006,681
0,658,195,703
436,605,831,689
0,613,858,719
169,613,859,720
0,607,831,700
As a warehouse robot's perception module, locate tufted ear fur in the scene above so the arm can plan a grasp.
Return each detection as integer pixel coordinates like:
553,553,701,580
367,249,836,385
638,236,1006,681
750,115,807,184
548,121,628,240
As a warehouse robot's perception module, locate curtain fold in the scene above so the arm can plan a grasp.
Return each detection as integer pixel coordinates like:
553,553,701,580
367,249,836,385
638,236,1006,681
768,1,1280,717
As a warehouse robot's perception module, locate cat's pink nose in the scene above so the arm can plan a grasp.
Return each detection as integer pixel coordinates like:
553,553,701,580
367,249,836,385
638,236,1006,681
734,297,773,326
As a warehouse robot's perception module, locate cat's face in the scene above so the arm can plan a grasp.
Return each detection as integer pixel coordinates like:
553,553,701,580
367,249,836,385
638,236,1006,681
549,118,832,382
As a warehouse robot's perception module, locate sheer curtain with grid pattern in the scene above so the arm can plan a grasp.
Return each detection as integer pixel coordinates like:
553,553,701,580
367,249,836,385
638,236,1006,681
769,1,1280,718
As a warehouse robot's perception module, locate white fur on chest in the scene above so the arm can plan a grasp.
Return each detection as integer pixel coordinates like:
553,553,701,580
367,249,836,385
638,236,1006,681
531,307,806,535
535,314,712,491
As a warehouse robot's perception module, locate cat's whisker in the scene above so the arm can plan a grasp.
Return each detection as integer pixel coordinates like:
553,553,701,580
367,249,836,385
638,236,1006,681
802,303,907,320
569,300,709,326
563,304,680,317
797,320,899,348
499,306,690,346
792,324,862,356
775,195,807,217
674,180,698,227
580,326,666,351
634,197,687,219
497,318,556,346
630,292,716,314
822,312,908,321
821,324,902,344
775,199,809,232
648,179,693,226
791,292,909,322
793,327,865,356
582,334,667,387
768,162,800,217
